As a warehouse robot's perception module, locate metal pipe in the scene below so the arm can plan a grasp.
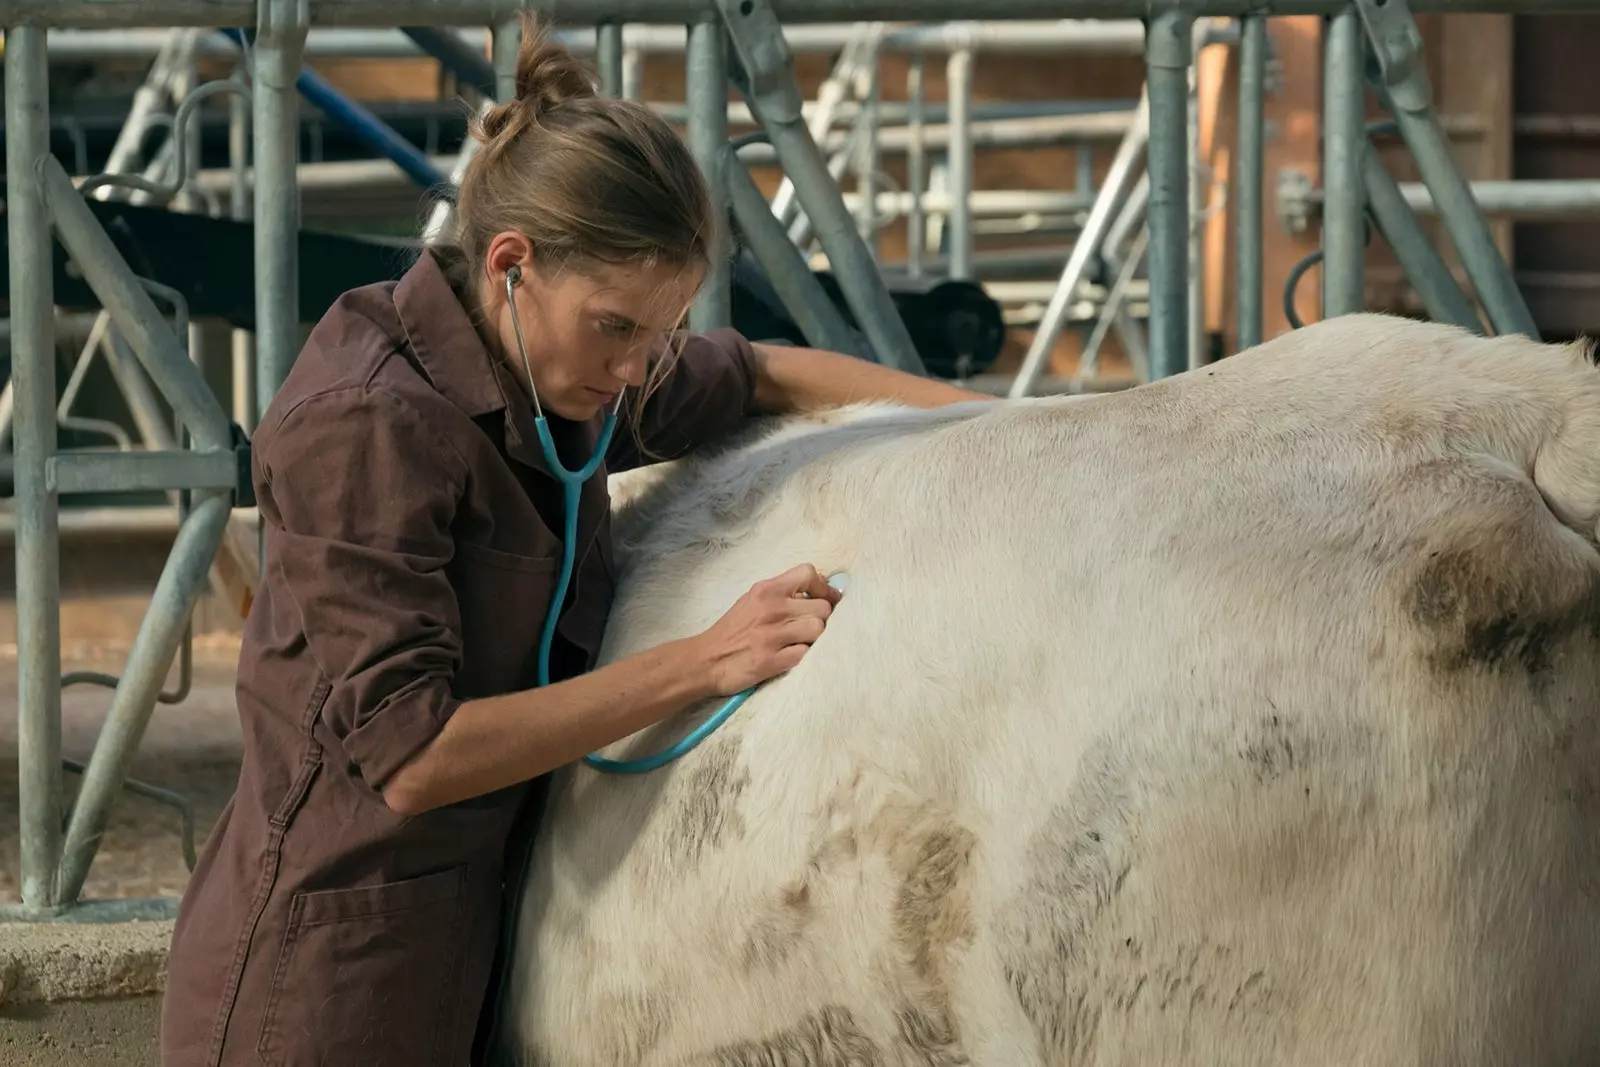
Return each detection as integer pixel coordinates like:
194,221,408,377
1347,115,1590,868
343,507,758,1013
229,51,257,433
1357,0,1538,337
622,45,644,100
686,18,731,331
855,49,882,252
402,25,498,99
724,148,867,357
1105,172,1150,260
102,325,179,453
91,29,201,202
770,23,876,229
1007,90,1149,397
6,24,66,916
55,488,233,905
50,451,238,496
494,20,520,104
1362,145,1484,331
946,41,975,280
278,41,448,188
1399,179,1600,218
1145,10,1194,380
1322,6,1366,318
1186,23,1205,371
253,0,308,422
719,0,925,374
596,22,624,98
1236,13,1266,350
906,53,927,279
40,156,232,452
19,4,1578,32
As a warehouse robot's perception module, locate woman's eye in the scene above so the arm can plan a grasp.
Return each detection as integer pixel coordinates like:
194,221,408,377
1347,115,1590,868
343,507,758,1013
599,318,633,337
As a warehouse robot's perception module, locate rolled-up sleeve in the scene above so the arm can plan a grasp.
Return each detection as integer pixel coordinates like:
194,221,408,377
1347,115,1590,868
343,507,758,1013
606,327,760,471
258,385,467,790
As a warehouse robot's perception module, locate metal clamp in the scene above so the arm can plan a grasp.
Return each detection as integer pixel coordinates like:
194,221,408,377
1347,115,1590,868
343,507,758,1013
1353,0,1430,114
232,421,256,509
257,0,311,58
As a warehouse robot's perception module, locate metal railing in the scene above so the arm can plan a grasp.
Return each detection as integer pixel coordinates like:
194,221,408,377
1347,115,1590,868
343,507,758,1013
3,0,1598,920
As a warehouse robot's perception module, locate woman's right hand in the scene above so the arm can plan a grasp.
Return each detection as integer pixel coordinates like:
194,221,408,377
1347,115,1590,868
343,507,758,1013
692,564,843,696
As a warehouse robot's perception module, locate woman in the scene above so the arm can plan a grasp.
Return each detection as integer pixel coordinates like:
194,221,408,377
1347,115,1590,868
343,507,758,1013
161,16,986,1067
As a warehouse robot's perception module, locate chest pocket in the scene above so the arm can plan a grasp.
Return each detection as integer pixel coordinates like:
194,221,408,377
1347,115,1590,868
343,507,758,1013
447,541,557,700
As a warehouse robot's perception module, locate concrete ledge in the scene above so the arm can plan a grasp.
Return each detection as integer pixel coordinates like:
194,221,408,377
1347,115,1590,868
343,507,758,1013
0,920,172,1006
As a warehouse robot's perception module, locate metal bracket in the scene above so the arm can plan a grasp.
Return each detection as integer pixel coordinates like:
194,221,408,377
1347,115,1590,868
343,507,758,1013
232,422,256,509
1352,0,1431,115
1276,166,1322,236
257,0,311,57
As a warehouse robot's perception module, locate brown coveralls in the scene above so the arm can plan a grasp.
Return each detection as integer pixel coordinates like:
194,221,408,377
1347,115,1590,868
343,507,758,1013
160,248,761,1066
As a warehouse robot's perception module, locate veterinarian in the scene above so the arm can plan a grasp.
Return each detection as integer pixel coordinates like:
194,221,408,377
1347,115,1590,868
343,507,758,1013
160,16,986,1067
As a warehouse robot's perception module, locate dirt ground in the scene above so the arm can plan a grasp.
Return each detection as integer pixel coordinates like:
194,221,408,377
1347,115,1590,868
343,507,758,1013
0,634,244,906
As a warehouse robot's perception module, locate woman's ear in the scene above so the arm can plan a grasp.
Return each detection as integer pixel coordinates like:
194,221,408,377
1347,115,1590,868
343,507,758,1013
485,231,534,285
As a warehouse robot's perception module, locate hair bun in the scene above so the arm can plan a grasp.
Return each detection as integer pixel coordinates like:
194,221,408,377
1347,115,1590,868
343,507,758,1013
514,14,598,118
467,14,597,147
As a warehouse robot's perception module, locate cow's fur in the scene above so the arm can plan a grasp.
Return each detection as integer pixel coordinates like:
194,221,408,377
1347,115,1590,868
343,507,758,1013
497,313,1600,1066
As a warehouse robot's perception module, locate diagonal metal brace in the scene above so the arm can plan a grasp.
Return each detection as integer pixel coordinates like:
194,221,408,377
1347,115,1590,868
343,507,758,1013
713,0,926,375
1352,0,1538,338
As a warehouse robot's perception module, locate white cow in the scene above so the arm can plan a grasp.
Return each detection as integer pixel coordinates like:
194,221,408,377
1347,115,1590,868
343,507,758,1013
496,313,1600,1066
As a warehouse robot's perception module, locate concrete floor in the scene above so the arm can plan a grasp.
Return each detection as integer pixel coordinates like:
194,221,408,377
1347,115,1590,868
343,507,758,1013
0,630,244,907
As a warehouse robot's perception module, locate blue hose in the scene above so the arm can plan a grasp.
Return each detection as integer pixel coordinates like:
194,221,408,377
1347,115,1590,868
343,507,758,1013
217,28,447,191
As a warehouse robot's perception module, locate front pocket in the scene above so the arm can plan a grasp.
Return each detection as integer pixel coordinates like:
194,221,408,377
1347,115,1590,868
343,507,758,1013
256,865,469,1067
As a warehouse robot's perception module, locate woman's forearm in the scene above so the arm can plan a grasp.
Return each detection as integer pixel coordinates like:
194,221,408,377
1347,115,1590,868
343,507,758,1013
750,342,993,414
381,636,716,815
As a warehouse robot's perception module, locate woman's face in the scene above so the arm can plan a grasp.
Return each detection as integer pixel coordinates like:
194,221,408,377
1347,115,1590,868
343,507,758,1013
483,233,704,422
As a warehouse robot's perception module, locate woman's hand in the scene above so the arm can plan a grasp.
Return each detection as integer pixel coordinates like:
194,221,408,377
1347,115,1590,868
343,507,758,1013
691,563,843,695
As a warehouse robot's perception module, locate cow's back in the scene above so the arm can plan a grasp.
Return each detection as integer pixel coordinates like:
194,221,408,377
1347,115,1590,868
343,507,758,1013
499,314,1600,1066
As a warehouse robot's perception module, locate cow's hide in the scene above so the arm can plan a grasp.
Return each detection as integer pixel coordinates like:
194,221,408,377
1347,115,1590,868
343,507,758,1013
498,313,1600,1066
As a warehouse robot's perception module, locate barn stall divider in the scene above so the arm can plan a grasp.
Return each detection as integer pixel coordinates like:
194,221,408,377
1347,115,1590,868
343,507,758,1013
1,0,1597,1053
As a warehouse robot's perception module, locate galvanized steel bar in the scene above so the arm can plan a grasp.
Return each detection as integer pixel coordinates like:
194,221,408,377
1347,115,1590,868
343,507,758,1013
1362,145,1484,331
724,148,868,357
1357,0,1538,335
1398,179,1600,218
905,53,927,279
7,24,66,916
231,52,258,432
1145,10,1193,380
402,25,498,97
39,157,233,451
686,17,732,331
56,489,234,905
50,451,240,496
494,18,520,100
854,54,882,252
254,0,309,419
1185,24,1205,371
597,22,624,97
1236,13,1266,350
11,1,1593,29
717,0,925,373
1007,91,1149,397
1321,6,1366,317
946,41,975,280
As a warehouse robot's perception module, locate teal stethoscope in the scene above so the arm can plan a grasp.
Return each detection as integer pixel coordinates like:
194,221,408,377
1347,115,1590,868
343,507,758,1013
504,265,755,775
